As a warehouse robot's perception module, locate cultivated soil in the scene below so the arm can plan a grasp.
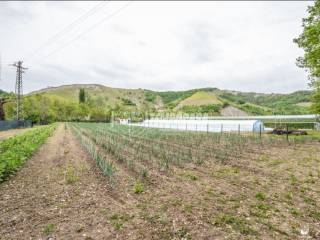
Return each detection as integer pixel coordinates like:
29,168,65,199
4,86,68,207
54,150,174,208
1,124,320,239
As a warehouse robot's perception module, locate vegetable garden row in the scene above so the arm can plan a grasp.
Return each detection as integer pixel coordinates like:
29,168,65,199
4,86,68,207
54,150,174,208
0,124,56,182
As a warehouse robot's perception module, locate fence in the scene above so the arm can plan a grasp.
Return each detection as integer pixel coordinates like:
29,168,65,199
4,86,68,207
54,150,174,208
119,119,320,143
0,120,32,131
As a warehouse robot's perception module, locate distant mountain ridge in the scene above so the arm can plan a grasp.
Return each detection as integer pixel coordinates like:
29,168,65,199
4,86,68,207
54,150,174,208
25,84,312,116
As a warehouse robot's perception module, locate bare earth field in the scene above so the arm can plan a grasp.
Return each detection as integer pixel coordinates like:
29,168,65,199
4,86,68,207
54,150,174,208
0,123,320,239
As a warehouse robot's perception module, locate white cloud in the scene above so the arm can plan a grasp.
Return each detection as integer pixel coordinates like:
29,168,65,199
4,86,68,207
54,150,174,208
0,1,312,94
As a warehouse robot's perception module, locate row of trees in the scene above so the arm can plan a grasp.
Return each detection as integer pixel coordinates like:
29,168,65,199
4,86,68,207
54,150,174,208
3,89,154,123
4,94,111,123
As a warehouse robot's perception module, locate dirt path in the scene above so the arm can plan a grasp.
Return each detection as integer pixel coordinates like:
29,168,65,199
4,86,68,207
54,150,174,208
0,124,132,239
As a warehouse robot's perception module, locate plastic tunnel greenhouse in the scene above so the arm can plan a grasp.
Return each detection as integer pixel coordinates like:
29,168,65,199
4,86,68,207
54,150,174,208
126,119,264,133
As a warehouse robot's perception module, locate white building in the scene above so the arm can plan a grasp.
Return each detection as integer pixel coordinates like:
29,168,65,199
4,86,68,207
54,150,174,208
119,119,129,125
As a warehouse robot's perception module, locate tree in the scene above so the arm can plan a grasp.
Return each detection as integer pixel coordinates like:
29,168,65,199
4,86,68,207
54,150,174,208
294,0,320,113
79,88,86,103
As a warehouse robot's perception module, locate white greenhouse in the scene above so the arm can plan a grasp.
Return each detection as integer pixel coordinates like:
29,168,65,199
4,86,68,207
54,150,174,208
126,119,264,133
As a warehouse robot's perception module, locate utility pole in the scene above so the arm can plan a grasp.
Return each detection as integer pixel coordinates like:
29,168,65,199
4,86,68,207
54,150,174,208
11,61,27,120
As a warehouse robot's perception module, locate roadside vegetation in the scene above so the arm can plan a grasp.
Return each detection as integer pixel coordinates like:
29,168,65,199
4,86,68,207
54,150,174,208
0,124,56,182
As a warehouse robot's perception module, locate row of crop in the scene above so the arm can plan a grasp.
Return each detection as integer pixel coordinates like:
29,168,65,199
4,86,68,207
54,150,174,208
72,123,243,175
89,122,288,153
78,123,253,160
80,122,234,153
101,123,297,157
69,123,114,181
71,123,148,175
0,124,56,182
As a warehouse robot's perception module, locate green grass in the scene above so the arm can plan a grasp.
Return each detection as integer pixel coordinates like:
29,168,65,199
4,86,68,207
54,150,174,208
0,124,56,182
177,91,222,107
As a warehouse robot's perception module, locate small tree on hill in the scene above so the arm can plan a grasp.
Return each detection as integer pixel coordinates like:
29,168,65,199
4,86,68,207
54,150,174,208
79,88,86,104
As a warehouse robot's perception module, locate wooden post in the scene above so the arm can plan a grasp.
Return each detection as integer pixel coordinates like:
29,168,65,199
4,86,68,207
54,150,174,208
286,124,289,142
259,124,262,140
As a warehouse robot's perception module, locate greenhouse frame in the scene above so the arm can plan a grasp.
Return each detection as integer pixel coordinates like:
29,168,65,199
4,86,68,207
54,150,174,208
126,119,265,133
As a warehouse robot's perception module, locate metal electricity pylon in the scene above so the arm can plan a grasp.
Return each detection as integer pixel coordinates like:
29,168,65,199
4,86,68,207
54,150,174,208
11,61,27,120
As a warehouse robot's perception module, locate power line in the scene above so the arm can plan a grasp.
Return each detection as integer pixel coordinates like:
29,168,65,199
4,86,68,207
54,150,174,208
43,1,132,59
23,1,109,61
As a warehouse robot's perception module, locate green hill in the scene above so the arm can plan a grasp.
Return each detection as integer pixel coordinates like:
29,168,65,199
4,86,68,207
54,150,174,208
2,84,314,123
33,84,160,110
174,91,224,115
218,90,312,115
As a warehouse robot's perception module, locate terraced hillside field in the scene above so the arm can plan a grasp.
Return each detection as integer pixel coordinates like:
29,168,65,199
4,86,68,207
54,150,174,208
176,91,222,108
0,123,319,239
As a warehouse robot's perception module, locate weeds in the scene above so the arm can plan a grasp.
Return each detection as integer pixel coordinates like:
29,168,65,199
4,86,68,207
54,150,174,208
255,192,267,201
289,207,301,217
183,204,193,213
108,212,132,230
176,226,190,239
250,203,272,218
212,213,257,235
42,223,55,235
308,210,320,220
183,171,198,181
64,165,79,184
289,174,298,186
133,181,144,194
140,168,148,179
